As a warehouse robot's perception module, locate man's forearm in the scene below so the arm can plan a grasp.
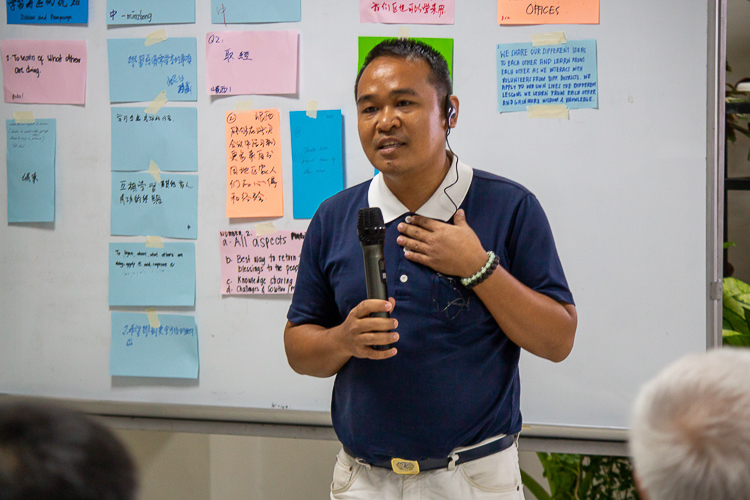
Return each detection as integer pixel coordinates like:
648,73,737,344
473,267,577,362
284,321,351,378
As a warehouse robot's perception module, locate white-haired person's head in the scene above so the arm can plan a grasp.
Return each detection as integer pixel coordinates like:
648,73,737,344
630,348,750,500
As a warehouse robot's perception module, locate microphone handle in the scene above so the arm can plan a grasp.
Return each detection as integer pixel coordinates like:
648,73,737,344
361,243,393,351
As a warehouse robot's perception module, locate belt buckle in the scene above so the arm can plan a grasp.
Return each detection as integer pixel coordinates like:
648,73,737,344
391,458,420,475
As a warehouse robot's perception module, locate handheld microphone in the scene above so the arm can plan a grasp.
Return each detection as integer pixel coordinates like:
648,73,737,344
357,207,393,351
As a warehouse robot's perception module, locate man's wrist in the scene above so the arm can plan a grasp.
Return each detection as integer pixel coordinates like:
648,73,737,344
461,251,500,290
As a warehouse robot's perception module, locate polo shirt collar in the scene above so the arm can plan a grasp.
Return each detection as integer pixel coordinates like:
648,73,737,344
367,154,473,223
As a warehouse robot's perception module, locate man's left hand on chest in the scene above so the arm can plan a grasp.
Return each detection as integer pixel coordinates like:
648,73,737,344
397,209,489,278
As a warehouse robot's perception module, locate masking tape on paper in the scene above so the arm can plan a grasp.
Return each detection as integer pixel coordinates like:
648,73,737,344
235,100,254,111
144,91,168,114
531,32,567,47
255,222,277,235
145,236,164,248
527,104,569,119
146,307,161,328
13,112,34,123
148,160,161,182
145,29,168,47
306,100,318,119
398,27,410,39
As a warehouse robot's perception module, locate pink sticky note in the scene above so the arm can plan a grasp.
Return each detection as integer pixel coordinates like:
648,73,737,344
360,1,454,24
219,230,306,295
206,31,298,96
1,40,87,104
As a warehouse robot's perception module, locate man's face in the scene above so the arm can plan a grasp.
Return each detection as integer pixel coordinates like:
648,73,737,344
356,56,448,180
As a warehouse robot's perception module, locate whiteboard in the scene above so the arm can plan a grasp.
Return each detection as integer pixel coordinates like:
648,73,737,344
0,0,721,437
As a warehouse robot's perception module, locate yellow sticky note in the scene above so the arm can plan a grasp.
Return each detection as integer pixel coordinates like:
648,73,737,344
527,104,569,119
498,0,599,25
145,236,164,248
13,112,34,123
144,91,168,114
531,32,567,47
235,100,254,111
145,29,168,47
255,222,277,235
146,307,161,328
148,160,161,182
225,110,283,218
306,100,318,119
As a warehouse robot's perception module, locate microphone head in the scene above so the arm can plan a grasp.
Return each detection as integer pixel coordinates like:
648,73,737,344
357,207,386,245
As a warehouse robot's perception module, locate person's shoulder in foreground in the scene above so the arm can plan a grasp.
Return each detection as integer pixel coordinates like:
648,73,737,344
0,400,138,500
630,348,750,500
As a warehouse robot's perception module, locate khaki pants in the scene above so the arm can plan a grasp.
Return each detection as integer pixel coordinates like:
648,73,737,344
330,442,525,500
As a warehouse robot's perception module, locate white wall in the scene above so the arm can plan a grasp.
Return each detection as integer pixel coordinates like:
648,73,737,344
727,0,750,281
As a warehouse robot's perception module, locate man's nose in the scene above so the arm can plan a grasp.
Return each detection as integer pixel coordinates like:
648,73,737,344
376,106,400,131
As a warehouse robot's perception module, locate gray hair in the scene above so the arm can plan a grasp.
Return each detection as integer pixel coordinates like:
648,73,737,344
630,348,750,500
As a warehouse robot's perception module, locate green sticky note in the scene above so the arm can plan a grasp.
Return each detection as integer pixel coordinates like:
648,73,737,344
357,37,453,79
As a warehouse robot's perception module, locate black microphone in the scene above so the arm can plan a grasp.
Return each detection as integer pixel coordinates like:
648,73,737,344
357,207,393,351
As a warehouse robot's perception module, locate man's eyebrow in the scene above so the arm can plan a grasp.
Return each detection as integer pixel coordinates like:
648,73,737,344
356,88,419,105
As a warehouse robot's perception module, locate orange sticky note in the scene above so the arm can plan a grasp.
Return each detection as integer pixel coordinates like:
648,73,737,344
226,110,283,218
498,0,599,25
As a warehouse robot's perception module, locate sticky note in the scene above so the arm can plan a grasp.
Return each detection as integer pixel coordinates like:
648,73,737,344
498,0,599,25
107,38,197,102
225,110,283,218
206,31,298,96
497,39,598,112
361,1,454,24
111,172,198,239
358,37,453,76
290,110,344,219
211,0,300,24
219,230,306,294
107,0,195,25
6,119,56,223
7,0,88,24
110,312,199,379
111,107,198,172
1,40,87,104
109,242,196,306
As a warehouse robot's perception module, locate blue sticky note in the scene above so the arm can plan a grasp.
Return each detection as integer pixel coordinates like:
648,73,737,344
7,0,88,24
289,110,344,219
6,119,56,223
107,0,195,25
111,107,198,172
496,40,598,113
111,172,198,239
107,38,197,102
110,312,199,378
211,0,300,23
109,242,196,306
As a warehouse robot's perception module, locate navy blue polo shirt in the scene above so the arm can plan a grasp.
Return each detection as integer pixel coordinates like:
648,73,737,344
288,156,573,464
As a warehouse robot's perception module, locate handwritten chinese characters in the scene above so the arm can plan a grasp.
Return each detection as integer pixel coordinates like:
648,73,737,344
225,110,283,218
109,242,196,306
6,119,56,223
107,37,197,102
110,312,199,378
111,172,198,238
220,230,305,294
106,0,195,25
496,40,598,112
7,0,88,24
1,40,86,104
497,0,599,25
206,31,298,96
361,1,454,24
111,107,198,172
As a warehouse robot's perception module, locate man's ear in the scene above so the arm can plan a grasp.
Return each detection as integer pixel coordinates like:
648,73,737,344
446,95,459,129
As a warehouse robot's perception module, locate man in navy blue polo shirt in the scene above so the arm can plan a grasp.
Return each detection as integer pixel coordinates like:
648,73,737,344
285,39,577,499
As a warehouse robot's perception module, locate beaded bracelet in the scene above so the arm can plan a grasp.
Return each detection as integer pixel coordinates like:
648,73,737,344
461,251,499,290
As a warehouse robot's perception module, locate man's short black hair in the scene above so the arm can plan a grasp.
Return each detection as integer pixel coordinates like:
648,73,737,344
0,401,138,500
355,38,453,106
